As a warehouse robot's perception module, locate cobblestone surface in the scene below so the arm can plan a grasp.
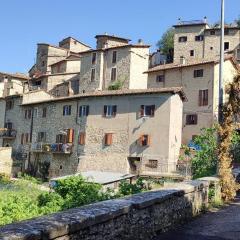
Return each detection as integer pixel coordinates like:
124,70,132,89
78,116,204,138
155,196,240,240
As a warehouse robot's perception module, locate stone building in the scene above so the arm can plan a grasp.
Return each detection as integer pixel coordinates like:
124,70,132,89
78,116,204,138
146,57,239,144
173,19,240,63
3,88,185,178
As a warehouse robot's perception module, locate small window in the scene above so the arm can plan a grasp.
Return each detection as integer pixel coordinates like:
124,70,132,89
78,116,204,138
59,165,63,170
91,68,95,82
92,53,96,65
79,105,89,117
111,68,117,81
79,132,86,145
25,109,32,119
112,51,117,63
56,134,67,144
210,30,216,35
195,35,204,41
224,42,229,51
178,36,187,42
186,114,198,125
4,122,12,129
63,105,71,116
103,105,117,117
42,61,45,67
42,107,47,118
210,47,213,50
139,135,150,146
140,105,155,117
148,160,158,168
199,89,208,106
194,69,204,78
156,75,165,82
190,50,195,57
224,29,230,35
37,132,46,142
6,100,14,110
105,133,113,146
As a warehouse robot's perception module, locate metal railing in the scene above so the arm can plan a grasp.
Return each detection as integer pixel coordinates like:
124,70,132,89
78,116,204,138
0,129,17,138
31,142,73,154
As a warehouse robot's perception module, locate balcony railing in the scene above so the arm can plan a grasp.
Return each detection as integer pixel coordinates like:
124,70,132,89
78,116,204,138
0,129,17,139
31,142,73,154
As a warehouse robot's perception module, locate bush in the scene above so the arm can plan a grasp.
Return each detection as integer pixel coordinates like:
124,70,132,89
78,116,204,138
108,80,123,90
0,173,11,184
119,178,145,195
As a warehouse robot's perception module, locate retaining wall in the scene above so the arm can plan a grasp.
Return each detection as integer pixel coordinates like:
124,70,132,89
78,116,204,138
0,180,210,240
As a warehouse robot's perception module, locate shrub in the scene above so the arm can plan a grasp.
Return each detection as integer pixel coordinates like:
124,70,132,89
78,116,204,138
0,173,11,184
108,80,123,90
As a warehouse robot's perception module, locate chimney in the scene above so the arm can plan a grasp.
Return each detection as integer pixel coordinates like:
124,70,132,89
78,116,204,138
203,16,207,23
138,39,144,45
180,56,186,65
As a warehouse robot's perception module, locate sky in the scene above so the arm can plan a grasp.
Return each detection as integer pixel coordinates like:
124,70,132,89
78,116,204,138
0,0,239,73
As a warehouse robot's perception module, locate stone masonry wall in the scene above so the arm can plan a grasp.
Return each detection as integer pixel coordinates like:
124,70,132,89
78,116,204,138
0,180,209,240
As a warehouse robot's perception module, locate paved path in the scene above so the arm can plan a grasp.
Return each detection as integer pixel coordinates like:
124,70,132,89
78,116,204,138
154,196,240,240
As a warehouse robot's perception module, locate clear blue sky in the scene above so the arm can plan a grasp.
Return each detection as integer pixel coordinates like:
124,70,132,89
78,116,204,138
0,0,239,73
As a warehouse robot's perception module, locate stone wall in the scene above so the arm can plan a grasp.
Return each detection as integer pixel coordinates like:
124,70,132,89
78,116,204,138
0,147,13,175
0,180,209,240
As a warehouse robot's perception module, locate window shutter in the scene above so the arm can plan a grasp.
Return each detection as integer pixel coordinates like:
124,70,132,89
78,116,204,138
86,106,89,116
113,105,117,117
69,106,71,115
25,133,29,143
199,90,202,106
79,133,86,145
139,135,143,146
25,110,27,119
150,105,155,116
103,105,107,116
28,109,32,119
205,90,208,105
140,105,144,117
63,106,65,116
147,135,151,146
195,115,198,124
67,129,74,143
21,133,24,144
105,133,113,146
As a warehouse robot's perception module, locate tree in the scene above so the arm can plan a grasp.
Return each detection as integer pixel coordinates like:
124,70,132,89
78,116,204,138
156,28,175,63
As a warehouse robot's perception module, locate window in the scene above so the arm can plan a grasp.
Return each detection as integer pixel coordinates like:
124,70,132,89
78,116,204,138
33,107,38,118
25,109,32,119
6,100,14,110
103,105,117,117
71,79,79,95
79,105,89,117
224,42,229,51
139,135,150,146
210,47,213,50
37,132,46,142
186,114,198,125
156,75,165,82
194,69,204,78
56,134,66,144
92,52,96,65
199,89,208,106
56,129,74,144
195,35,204,41
210,30,216,35
224,29,230,35
140,105,155,117
148,160,158,168
178,36,187,42
63,105,71,116
21,133,30,144
237,49,240,61
112,51,117,63
4,122,12,129
42,107,47,118
91,68,95,82
104,133,113,146
79,132,86,145
111,67,117,81
190,50,195,57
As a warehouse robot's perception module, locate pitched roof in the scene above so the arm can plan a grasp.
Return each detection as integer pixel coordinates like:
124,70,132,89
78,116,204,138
21,87,187,106
0,72,30,80
95,34,131,42
59,36,92,49
145,56,239,73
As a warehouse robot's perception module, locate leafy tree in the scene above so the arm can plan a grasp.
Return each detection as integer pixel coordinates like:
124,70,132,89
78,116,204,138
191,127,218,179
156,28,175,63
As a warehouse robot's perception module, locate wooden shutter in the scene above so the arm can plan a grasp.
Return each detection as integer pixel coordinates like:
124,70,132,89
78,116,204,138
105,133,113,146
138,135,143,146
150,105,155,117
140,105,144,117
204,90,208,105
103,105,107,117
28,109,32,119
113,105,117,117
25,110,27,119
199,90,203,106
147,135,151,146
79,133,86,145
25,133,29,143
86,106,89,116
63,106,65,115
67,129,74,143
79,106,82,117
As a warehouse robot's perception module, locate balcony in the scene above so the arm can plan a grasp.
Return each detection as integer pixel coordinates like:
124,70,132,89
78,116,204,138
31,143,73,154
0,129,17,139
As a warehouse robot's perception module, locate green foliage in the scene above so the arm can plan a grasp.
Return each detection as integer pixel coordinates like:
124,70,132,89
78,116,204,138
108,80,123,90
0,173,11,184
232,130,240,162
156,28,175,62
191,127,218,179
119,178,145,195
17,173,42,184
